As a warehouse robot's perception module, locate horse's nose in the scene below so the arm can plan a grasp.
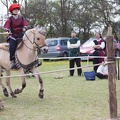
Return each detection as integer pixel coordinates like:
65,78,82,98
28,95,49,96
45,48,48,53
41,46,48,53
44,46,48,53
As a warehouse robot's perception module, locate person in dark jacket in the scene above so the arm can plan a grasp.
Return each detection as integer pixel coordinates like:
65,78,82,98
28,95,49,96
67,31,82,76
4,3,28,69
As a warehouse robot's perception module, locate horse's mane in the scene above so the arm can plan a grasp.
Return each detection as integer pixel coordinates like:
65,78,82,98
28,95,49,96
27,27,46,36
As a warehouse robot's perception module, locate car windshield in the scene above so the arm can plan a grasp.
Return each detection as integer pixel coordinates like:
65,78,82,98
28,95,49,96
46,39,58,46
82,38,96,47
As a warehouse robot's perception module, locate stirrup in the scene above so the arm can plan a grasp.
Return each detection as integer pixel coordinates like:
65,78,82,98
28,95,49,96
10,60,17,69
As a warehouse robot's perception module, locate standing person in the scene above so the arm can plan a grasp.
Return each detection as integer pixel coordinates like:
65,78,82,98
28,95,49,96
4,3,28,69
67,31,82,76
92,32,106,72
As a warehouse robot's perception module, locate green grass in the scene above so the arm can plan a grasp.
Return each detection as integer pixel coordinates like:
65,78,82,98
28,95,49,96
0,60,120,120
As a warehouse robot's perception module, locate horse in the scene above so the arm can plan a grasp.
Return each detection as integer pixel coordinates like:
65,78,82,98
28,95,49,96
0,27,48,99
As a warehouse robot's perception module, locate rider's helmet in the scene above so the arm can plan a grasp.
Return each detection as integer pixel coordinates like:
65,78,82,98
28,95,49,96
9,3,20,13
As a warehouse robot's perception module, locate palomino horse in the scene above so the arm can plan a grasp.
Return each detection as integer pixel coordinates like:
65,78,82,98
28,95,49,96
0,27,48,98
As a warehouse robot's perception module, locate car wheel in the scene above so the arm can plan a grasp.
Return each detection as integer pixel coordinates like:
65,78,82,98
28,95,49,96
43,59,49,61
63,52,68,59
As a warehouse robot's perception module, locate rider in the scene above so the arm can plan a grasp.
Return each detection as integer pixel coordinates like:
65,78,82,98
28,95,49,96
4,3,28,69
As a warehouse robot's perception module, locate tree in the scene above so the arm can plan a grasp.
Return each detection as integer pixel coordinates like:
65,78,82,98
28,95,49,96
91,0,120,38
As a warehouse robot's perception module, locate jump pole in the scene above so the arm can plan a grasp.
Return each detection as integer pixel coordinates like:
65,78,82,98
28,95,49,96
106,26,118,118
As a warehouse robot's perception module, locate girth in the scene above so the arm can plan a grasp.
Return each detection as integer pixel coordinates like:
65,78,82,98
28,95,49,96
15,55,39,73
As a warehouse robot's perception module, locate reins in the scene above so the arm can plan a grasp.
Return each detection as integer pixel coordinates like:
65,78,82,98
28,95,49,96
23,30,46,51
23,32,37,51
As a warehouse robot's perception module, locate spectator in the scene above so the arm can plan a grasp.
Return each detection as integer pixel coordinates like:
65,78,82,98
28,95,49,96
4,3,28,69
67,31,82,76
96,57,108,79
91,32,106,72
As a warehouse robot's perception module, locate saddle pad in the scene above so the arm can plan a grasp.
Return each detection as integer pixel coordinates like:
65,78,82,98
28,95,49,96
0,43,9,51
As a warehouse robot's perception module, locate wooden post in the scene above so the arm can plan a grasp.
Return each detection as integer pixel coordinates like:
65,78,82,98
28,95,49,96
117,59,119,80
106,26,118,118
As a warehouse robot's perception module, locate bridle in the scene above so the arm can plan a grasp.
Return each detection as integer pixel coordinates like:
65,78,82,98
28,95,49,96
23,30,47,52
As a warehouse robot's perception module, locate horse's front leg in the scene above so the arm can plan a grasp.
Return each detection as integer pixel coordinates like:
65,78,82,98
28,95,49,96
0,78,9,97
0,67,9,97
14,68,26,94
32,68,44,99
5,69,17,98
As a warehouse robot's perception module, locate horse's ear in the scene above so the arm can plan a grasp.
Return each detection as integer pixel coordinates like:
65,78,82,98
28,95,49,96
34,24,37,28
32,25,46,36
39,27,46,36
34,24,40,29
36,25,40,28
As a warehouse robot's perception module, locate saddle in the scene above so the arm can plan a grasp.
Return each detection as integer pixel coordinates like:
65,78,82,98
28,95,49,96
0,38,23,51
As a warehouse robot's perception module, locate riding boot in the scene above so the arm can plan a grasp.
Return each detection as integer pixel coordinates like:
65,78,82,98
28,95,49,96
10,60,16,69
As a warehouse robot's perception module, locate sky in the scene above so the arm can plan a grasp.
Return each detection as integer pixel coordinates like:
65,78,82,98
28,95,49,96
0,1,7,15
0,1,7,26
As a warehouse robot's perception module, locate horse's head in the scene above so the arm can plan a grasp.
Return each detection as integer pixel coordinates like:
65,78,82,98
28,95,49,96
30,26,48,53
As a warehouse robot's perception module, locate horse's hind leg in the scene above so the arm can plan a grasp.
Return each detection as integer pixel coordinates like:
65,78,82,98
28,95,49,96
4,69,17,98
14,68,26,94
32,68,44,99
0,67,9,97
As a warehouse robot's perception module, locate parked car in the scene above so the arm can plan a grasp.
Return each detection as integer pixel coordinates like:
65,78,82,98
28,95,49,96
80,37,120,60
80,38,96,57
41,37,70,60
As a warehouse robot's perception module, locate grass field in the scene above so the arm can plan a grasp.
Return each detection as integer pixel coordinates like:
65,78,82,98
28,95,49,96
0,60,120,120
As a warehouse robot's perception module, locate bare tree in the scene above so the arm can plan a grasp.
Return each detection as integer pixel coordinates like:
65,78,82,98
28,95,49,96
1,0,25,16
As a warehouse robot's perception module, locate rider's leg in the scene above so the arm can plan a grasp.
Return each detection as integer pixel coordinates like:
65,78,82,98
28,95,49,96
9,38,17,69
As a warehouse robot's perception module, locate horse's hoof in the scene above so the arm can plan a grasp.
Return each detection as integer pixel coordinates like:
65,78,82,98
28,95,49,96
39,89,44,99
10,92,17,98
3,88,9,97
14,89,20,94
39,94,44,99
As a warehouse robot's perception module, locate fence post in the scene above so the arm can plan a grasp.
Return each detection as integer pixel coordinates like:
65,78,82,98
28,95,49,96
117,58,119,80
106,26,118,118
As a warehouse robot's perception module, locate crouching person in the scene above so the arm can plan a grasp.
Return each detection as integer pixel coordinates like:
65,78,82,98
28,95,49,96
96,57,108,79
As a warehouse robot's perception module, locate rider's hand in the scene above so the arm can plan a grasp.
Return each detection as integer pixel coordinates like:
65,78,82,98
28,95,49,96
4,30,11,34
23,28,26,32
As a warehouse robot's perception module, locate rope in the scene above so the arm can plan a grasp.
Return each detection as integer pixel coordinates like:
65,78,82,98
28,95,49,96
0,61,115,79
39,56,120,60
39,56,108,60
